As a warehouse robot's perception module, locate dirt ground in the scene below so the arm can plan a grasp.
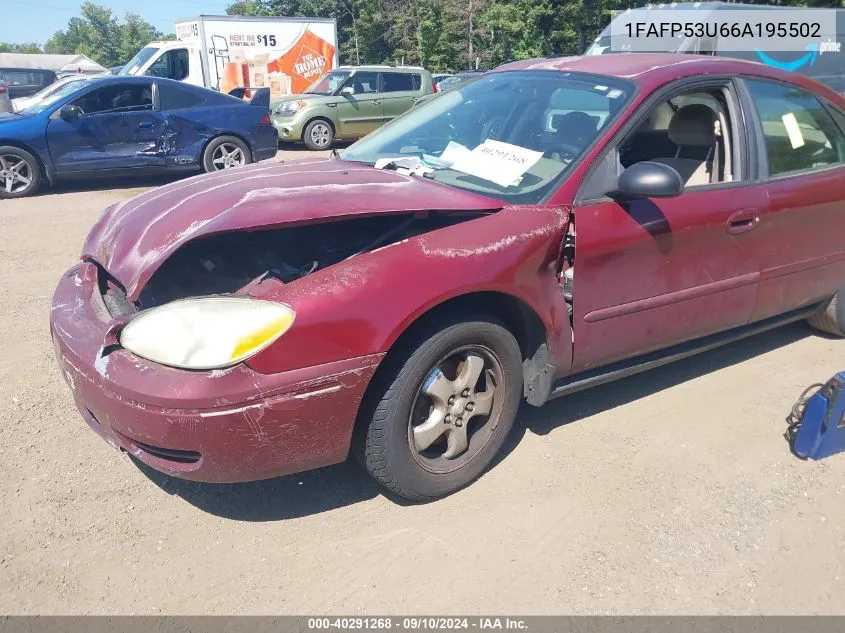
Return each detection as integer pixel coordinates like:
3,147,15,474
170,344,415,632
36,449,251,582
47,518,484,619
1,146,844,615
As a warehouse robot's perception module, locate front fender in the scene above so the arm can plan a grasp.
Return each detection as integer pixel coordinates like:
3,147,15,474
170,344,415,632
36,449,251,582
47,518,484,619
245,205,572,376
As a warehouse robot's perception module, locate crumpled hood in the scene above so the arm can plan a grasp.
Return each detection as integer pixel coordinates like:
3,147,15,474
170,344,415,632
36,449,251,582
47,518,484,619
83,158,503,301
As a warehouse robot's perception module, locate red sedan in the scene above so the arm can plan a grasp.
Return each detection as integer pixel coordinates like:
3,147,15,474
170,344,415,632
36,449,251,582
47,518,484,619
51,54,845,501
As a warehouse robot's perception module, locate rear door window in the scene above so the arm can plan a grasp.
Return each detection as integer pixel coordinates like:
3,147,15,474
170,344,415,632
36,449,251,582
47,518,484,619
382,72,416,92
746,79,845,176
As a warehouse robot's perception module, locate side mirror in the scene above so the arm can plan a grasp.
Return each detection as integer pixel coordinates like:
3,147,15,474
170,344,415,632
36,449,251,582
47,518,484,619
340,86,354,96
612,161,684,199
60,104,83,120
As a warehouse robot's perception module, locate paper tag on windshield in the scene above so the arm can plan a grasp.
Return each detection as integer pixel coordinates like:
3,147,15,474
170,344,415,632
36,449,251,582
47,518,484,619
450,140,543,188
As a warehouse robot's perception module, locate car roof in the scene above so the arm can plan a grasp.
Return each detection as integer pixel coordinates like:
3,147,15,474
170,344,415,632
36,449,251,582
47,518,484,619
0,67,56,74
337,65,427,73
494,53,845,102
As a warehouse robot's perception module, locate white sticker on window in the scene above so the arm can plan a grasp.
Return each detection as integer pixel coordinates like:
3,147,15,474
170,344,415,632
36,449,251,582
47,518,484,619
607,89,624,99
782,112,805,149
450,139,544,188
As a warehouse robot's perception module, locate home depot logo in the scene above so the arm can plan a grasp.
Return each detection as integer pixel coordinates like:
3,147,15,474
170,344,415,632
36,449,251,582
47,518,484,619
293,46,327,81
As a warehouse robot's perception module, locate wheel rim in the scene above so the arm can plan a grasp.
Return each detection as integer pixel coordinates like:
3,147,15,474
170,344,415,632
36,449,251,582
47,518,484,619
211,143,246,170
0,153,34,194
408,345,504,474
310,123,331,148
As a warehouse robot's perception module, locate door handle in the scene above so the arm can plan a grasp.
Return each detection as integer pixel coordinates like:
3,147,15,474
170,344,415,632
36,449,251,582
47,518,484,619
137,121,154,129
726,209,761,235
370,100,380,105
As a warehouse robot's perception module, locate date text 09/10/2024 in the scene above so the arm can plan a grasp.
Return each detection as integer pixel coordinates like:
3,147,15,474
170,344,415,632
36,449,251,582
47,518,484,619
307,618,528,630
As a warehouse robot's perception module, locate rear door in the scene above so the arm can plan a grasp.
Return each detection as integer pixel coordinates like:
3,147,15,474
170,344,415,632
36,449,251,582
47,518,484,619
568,80,766,372
335,70,383,137
46,81,167,171
380,71,423,121
739,78,845,322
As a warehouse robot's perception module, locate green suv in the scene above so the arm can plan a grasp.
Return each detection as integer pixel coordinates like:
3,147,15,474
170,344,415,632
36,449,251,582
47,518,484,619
271,65,435,150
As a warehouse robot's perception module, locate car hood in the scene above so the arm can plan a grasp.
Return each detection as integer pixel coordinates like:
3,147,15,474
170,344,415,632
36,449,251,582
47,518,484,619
83,158,504,301
0,112,25,123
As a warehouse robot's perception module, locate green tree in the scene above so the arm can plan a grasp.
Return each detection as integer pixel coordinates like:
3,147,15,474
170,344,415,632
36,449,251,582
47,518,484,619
43,2,162,66
0,42,43,53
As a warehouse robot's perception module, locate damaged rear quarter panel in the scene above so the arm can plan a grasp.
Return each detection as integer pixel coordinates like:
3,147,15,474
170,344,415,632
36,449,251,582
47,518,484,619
245,204,573,376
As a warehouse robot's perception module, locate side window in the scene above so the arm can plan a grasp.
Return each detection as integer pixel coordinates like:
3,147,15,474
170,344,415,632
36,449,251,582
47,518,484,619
72,84,154,115
145,49,189,81
619,88,735,187
746,79,845,177
411,74,422,90
3,71,37,86
348,71,379,94
382,72,415,92
158,82,204,110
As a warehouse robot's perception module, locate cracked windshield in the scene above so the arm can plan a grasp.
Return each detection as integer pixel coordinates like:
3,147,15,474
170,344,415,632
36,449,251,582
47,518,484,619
341,70,633,203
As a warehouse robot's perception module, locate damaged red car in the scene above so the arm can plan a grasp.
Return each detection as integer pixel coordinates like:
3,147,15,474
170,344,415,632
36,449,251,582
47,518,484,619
51,54,845,501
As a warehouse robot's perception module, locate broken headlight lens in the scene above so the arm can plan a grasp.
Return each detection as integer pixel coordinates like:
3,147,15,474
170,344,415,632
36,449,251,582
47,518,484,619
119,297,295,370
273,100,307,116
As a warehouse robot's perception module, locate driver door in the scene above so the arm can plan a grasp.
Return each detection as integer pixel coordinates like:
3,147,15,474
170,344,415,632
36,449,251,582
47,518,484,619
46,81,166,172
335,71,384,138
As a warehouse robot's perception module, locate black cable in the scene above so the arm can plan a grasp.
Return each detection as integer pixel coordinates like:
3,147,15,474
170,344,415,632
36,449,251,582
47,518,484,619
785,382,824,456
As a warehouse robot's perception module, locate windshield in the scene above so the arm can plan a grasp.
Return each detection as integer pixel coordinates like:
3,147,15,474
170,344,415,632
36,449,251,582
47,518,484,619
305,70,352,95
119,47,160,76
342,70,634,204
19,79,92,115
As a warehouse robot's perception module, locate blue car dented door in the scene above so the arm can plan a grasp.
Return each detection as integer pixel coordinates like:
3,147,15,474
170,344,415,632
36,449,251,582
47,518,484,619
46,80,167,171
0,75,277,199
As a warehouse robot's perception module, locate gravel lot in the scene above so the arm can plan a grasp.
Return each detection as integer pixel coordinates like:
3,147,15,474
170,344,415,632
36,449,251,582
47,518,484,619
1,147,844,615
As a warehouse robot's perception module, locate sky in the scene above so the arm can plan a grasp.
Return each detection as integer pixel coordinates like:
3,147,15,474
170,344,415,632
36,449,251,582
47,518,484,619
2,0,235,44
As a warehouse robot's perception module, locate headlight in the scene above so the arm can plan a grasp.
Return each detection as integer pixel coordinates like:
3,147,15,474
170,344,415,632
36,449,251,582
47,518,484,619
273,100,307,115
119,297,295,370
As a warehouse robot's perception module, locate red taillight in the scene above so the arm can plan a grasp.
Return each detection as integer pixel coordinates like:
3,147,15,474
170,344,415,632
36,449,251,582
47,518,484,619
0,85,6,94
260,113,271,126
432,81,437,93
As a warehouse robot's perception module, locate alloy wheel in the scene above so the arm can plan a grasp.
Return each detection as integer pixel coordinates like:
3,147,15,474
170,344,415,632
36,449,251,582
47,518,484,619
211,143,246,170
0,153,33,195
408,345,503,473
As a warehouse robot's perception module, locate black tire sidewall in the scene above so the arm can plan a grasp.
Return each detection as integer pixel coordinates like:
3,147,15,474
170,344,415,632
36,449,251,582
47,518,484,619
202,136,251,173
364,319,523,501
303,119,333,151
0,146,41,199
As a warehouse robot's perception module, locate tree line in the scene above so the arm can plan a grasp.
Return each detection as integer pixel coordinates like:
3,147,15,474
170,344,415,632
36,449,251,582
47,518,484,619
2,0,842,72
0,1,170,69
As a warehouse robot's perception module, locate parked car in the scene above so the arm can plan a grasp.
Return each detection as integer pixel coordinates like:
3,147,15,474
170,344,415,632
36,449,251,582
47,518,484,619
0,75,277,198
51,54,845,501
271,65,436,149
0,68,57,99
11,75,90,112
0,80,10,114
436,69,485,92
432,73,454,90
413,73,484,108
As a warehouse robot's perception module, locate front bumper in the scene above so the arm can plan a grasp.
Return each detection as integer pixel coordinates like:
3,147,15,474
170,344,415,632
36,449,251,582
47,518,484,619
271,110,311,141
50,261,382,483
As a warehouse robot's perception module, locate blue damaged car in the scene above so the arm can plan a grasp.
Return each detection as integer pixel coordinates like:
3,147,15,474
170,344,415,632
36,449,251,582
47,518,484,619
0,75,278,199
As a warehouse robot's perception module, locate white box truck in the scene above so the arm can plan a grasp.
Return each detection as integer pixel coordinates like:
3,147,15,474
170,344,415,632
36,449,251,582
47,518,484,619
119,15,338,98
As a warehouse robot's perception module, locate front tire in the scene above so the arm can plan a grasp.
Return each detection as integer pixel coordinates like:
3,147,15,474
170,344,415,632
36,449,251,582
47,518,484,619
303,119,334,151
0,146,41,199
358,318,523,502
202,136,250,173
808,287,845,337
